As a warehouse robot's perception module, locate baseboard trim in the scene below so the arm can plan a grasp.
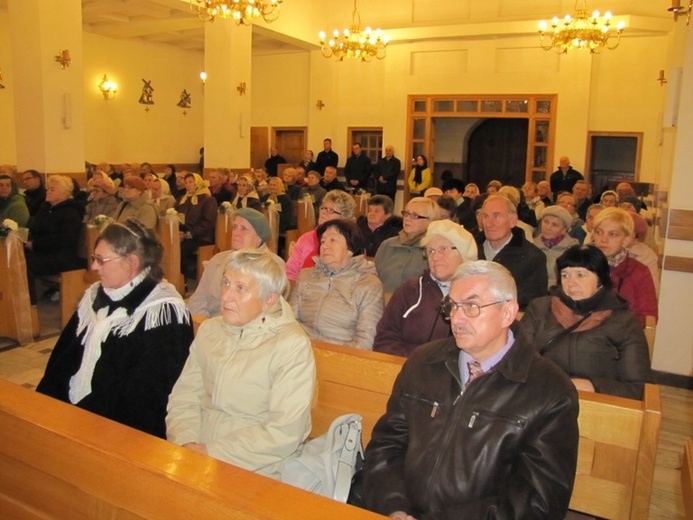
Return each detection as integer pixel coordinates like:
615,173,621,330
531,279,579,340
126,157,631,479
652,370,693,390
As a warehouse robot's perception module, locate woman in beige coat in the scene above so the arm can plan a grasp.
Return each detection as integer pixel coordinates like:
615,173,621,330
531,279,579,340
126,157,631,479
166,249,315,480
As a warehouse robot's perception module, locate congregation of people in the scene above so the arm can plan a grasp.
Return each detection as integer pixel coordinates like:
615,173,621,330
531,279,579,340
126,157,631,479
0,147,661,518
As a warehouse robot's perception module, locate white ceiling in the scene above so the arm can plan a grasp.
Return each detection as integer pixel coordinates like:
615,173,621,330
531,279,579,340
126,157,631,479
0,0,674,55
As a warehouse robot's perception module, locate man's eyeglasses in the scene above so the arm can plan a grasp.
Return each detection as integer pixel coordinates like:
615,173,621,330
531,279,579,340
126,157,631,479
440,296,509,318
320,206,342,216
402,210,429,220
91,255,122,266
425,245,457,257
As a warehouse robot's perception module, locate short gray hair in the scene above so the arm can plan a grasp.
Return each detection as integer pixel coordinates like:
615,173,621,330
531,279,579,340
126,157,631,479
482,194,517,215
224,249,288,299
451,260,517,302
46,175,74,198
323,190,356,220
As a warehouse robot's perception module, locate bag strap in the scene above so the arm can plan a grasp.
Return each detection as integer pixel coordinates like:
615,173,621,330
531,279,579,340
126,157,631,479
333,420,362,502
539,311,592,355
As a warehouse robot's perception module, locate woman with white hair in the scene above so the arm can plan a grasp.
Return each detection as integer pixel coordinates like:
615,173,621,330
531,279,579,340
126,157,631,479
374,219,478,357
24,175,85,304
167,249,315,480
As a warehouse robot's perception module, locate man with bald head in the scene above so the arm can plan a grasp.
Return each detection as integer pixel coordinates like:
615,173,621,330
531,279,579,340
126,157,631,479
550,156,583,202
374,145,401,202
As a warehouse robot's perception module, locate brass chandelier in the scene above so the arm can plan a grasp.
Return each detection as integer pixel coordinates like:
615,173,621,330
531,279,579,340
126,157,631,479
538,0,625,54
190,0,283,26
319,0,389,62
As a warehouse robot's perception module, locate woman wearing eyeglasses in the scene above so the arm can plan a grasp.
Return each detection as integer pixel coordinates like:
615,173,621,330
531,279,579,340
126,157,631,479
285,189,356,281
36,219,193,438
374,197,441,296
290,219,383,350
374,219,478,357
520,244,651,399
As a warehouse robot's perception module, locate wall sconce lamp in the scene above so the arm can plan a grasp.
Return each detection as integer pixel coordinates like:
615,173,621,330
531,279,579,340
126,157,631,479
54,49,71,69
668,0,692,24
98,74,118,100
200,71,207,85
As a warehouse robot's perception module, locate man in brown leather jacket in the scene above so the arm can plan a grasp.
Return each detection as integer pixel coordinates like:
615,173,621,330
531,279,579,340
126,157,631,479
364,261,579,519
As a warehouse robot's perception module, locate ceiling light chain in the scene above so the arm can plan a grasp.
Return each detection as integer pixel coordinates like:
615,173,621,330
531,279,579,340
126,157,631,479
538,0,625,54
319,0,389,62
190,0,283,26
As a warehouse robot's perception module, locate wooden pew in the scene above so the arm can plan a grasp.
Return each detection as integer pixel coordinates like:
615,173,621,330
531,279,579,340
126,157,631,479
157,217,184,294
0,379,382,520
0,236,34,344
683,439,693,519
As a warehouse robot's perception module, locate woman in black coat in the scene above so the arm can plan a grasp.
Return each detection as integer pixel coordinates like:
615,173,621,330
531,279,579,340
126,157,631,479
24,175,85,304
521,244,651,400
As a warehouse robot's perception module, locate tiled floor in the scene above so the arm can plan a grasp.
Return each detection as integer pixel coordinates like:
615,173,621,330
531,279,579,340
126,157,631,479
0,298,690,519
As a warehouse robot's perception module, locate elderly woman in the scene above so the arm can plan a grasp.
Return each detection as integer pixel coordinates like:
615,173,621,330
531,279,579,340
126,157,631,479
115,176,158,229
592,207,657,326
557,192,586,244
290,219,383,350
267,176,293,234
408,155,432,197
150,176,177,216
36,220,193,437
599,190,618,208
375,196,441,295
230,175,262,210
463,183,480,199
167,249,315,479
285,189,355,281
175,172,218,278
521,245,651,399
24,175,85,304
534,206,579,288
374,219,477,357
83,176,119,222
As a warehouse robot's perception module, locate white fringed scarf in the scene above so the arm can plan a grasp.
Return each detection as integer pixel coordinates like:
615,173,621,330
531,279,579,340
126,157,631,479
68,280,189,404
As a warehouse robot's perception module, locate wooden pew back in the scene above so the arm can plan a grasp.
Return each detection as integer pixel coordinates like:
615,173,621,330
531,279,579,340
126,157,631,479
310,341,404,446
0,379,381,520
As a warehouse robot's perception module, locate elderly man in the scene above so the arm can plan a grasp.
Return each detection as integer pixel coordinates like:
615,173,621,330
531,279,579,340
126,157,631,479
475,195,547,309
550,156,583,201
187,208,271,318
572,179,592,221
364,261,579,519
320,166,345,192
374,145,401,202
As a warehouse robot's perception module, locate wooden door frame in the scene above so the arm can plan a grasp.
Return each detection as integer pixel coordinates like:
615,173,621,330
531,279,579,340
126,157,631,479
585,131,643,182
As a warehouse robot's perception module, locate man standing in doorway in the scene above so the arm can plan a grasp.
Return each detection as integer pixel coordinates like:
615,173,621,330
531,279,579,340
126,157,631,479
374,145,401,202
264,147,287,178
549,156,583,201
344,142,372,191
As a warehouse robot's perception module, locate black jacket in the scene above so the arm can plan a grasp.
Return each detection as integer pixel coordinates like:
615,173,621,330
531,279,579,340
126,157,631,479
315,150,339,174
357,215,403,257
29,198,84,271
475,227,548,309
549,167,583,201
521,288,651,399
364,323,579,519
344,152,372,190
374,156,401,198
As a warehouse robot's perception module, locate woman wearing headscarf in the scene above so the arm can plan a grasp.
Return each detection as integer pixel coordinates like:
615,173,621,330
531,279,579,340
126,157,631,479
83,176,119,223
407,155,432,197
174,172,218,278
150,176,177,217
115,176,158,229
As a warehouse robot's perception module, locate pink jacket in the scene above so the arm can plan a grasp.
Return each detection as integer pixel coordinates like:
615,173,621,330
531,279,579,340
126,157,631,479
610,254,658,326
286,230,319,281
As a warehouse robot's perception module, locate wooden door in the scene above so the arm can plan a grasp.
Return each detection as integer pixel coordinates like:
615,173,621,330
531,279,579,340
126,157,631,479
467,118,528,190
274,128,306,166
250,127,269,170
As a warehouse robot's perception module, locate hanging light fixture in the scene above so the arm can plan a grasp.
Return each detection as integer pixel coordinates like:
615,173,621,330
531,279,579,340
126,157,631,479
538,0,625,54
319,0,389,62
189,0,283,26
